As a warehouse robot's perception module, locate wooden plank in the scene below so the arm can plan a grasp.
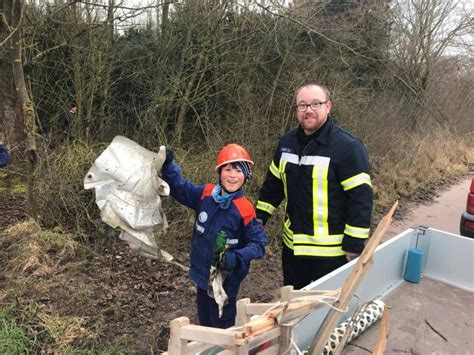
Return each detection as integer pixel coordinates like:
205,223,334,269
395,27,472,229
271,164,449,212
168,317,189,355
278,300,328,324
247,327,281,348
239,289,341,339
280,285,294,301
236,298,251,326
289,289,340,299
308,201,398,355
372,308,390,355
279,319,298,354
243,322,278,338
245,303,280,315
180,324,237,347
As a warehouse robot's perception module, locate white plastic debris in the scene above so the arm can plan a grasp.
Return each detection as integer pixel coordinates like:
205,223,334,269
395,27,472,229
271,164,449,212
208,265,228,318
323,299,385,354
84,136,170,259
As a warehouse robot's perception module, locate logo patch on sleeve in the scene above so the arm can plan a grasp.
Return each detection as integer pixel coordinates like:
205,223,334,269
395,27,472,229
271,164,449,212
198,211,208,223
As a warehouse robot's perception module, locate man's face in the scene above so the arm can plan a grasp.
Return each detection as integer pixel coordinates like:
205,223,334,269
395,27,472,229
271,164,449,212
296,85,332,135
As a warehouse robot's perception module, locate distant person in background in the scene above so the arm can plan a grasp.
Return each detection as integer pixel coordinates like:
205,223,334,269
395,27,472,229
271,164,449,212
63,104,76,140
256,83,373,289
0,135,9,168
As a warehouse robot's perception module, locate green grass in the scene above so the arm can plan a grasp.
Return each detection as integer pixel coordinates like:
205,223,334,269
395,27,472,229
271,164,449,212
0,307,35,354
0,170,27,195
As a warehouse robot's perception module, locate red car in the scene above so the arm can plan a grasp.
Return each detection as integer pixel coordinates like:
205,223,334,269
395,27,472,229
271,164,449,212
460,177,474,238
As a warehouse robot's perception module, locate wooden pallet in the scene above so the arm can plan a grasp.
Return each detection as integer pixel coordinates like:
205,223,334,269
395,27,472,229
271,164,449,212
165,286,340,354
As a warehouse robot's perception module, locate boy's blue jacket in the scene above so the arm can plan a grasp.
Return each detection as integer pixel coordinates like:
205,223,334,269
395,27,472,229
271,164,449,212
161,161,267,298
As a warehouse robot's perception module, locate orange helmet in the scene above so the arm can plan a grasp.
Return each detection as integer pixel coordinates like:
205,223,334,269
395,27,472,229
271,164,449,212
215,144,254,171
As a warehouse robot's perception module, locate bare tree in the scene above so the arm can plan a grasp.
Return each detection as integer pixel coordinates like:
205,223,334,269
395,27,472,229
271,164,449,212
390,0,473,110
3,0,38,216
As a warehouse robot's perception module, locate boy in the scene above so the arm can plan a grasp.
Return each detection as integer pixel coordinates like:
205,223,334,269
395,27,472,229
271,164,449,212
160,143,267,329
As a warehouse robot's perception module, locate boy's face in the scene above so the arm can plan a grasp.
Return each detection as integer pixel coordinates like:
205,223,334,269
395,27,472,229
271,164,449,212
220,163,245,193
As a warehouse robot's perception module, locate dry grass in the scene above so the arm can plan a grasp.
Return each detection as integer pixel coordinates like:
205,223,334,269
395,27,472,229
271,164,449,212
37,311,97,348
3,221,79,277
371,130,473,211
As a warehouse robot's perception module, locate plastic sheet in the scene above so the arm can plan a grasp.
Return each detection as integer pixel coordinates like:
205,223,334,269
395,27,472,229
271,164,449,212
84,136,169,259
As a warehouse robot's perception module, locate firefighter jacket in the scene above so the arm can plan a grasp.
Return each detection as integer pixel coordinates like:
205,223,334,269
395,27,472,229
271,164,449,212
161,161,267,297
256,117,373,257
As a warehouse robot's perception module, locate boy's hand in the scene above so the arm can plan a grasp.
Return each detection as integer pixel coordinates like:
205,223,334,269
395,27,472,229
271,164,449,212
222,251,237,272
164,148,174,166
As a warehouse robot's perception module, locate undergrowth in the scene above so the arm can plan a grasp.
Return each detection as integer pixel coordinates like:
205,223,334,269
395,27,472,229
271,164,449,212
0,306,36,354
23,128,473,252
0,221,137,354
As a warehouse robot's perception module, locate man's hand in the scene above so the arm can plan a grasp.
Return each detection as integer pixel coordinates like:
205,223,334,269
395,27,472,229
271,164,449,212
345,252,359,262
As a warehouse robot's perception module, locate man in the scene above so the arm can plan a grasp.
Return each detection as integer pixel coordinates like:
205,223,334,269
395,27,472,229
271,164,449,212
256,83,373,289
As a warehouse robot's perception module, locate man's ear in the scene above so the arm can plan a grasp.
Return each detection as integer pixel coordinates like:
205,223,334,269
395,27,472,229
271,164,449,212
326,100,333,112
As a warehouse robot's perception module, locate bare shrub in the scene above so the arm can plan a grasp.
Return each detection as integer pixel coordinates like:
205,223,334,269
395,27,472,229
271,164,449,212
34,139,106,235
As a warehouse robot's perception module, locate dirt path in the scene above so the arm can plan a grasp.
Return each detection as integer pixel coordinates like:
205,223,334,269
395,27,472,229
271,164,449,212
383,175,472,241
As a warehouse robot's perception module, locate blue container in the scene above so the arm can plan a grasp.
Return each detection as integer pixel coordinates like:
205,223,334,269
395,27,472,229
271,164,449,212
404,248,424,283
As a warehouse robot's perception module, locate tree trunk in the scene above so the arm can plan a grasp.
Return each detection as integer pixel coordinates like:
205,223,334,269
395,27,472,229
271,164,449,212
98,0,115,124
9,0,38,217
1,0,23,151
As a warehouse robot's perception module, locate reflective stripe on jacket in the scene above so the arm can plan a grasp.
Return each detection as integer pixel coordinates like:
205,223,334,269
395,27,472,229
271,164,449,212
256,118,373,257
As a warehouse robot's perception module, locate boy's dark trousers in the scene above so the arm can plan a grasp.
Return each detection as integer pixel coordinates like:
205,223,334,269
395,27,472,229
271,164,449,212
196,287,236,329
282,244,347,289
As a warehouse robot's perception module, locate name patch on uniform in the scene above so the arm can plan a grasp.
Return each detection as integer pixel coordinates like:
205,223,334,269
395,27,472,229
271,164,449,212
280,147,293,153
198,211,208,223
195,222,205,234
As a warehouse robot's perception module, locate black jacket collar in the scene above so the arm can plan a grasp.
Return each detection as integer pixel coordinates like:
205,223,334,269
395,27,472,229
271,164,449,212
295,117,332,148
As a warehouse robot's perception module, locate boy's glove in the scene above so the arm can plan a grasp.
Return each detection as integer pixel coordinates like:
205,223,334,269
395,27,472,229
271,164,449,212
222,251,237,272
164,148,174,167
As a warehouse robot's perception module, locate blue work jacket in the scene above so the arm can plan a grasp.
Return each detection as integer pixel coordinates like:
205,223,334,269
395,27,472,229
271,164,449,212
161,161,267,298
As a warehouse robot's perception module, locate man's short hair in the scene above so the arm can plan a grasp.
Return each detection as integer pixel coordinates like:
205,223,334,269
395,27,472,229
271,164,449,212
295,83,331,101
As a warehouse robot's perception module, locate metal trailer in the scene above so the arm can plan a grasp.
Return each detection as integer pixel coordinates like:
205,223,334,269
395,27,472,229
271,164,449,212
295,226,473,354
